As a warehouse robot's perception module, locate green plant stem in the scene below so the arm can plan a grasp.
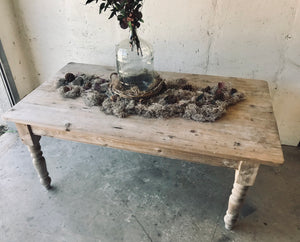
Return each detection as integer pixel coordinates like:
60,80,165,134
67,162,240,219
129,21,142,56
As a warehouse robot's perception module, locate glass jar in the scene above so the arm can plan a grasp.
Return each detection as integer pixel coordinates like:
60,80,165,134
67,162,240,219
115,33,156,96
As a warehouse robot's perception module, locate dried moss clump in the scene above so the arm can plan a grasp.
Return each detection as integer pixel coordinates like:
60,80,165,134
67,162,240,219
101,79,244,121
57,73,245,122
57,73,109,106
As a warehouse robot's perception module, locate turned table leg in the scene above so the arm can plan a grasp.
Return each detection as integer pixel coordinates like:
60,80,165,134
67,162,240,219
16,124,52,189
224,161,259,230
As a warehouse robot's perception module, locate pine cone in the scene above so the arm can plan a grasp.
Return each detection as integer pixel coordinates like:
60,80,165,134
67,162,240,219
65,73,75,83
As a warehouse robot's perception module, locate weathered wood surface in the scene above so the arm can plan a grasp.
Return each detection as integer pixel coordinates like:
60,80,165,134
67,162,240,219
3,63,284,167
224,183,249,230
224,161,260,230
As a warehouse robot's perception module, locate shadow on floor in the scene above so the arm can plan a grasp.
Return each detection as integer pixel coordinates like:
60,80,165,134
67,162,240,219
0,124,7,136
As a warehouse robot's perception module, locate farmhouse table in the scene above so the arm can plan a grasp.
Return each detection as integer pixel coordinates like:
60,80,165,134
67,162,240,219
2,63,284,230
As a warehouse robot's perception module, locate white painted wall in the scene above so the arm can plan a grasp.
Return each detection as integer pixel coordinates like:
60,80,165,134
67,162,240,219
2,0,300,145
0,1,39,99
0,75,11,125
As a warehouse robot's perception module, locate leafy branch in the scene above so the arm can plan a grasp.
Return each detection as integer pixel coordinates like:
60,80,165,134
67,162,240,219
86,0,144,55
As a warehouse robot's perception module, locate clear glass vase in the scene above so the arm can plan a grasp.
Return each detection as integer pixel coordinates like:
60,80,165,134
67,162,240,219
115,31,156,96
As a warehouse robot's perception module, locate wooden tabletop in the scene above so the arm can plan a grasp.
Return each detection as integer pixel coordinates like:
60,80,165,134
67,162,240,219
2,63,284,168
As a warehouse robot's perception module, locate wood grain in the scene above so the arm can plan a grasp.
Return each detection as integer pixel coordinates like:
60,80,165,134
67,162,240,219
3,63,284,167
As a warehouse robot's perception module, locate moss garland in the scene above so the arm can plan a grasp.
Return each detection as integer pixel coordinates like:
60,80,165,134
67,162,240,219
57,73,245,122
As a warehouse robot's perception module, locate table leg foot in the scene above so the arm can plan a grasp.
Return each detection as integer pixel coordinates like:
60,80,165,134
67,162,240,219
16,124,52,190
224,161,260,230
224,183,249,230
28,144,52,189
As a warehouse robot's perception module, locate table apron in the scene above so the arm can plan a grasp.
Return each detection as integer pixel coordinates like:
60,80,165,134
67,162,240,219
30,125,240,169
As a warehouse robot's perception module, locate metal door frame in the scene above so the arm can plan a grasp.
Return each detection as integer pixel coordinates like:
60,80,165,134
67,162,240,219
0,40,20,106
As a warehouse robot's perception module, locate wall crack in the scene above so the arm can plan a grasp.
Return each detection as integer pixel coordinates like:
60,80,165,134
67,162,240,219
205,0,218,74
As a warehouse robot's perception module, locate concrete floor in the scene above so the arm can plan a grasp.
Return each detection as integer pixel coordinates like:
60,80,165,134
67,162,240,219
0,132,299,242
